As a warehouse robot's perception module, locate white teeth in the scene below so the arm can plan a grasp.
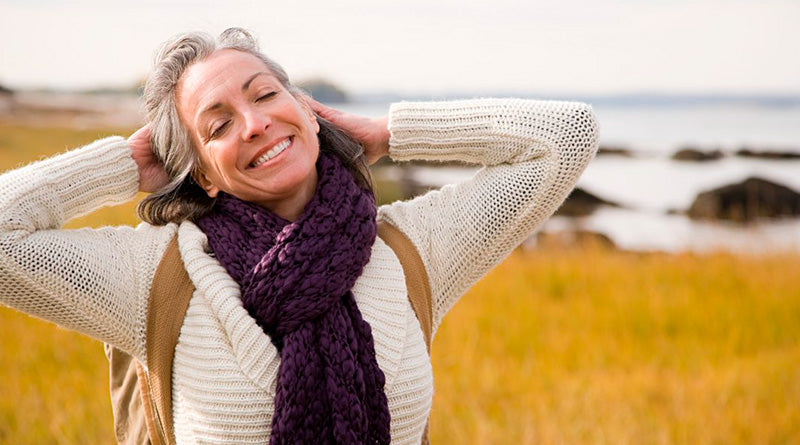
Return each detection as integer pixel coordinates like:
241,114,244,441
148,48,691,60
251,138,291,168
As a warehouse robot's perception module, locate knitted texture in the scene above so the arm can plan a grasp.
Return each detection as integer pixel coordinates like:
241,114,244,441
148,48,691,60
381,99,600,333
0,99,599,444
196,153,390,445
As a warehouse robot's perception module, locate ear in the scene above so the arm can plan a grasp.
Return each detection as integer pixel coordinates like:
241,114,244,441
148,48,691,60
191,169,220,199
299,96,320,134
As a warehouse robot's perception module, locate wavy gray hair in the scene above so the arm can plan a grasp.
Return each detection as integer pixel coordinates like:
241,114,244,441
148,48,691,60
138,27,371,225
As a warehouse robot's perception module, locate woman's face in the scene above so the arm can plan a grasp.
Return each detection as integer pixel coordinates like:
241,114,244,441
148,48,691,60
177,49,320,218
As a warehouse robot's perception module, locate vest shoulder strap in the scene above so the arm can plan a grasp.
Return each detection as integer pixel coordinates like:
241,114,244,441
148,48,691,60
376,220,434,445
145,235,194,445
107,235,193,445
376,220,433,352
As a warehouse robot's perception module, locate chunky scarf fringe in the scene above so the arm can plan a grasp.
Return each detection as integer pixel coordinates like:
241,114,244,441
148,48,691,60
197,152,390,445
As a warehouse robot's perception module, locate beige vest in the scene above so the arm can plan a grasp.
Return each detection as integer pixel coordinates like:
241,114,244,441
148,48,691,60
106,221,433,445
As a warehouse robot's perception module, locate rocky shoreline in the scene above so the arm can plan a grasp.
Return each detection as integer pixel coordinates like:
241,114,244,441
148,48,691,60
595,144,800,161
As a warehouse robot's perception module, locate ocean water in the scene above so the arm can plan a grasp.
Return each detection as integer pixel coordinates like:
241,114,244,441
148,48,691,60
341,101,800,253
595,104,800,155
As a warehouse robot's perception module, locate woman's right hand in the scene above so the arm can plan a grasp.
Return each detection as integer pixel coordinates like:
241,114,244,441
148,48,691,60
128,124,169,193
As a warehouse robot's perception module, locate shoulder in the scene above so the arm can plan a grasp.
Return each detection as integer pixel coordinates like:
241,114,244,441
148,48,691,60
129,221,181,273
134,220,180,244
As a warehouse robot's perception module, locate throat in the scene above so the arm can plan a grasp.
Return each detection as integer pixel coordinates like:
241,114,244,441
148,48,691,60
255,170,319,222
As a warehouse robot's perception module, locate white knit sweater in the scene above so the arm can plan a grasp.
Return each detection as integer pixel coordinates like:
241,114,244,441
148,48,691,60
0,99,598,444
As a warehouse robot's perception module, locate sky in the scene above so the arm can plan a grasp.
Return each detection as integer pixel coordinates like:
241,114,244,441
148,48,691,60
1,0,798,95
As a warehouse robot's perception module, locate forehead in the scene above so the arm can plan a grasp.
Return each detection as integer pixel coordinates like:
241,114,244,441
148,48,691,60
177,49,278,118
185,49,274,86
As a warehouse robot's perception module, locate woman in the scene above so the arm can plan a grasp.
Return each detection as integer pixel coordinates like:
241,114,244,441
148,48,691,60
0,28,598,444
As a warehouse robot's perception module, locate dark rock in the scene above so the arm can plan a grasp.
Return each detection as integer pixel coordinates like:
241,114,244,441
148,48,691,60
665,208,685,215
556,188,620,217
735,148,800,160
597,146,634,157
687,177,800,222
536,230,616,250
671,147,724,162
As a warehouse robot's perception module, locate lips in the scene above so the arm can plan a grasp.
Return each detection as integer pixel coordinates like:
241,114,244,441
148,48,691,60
248,136,292,169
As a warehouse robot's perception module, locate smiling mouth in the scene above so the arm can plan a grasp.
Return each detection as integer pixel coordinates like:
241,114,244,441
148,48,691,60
249,137,292,169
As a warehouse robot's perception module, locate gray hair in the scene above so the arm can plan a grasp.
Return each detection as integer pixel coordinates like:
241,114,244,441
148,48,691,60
138,27,371,225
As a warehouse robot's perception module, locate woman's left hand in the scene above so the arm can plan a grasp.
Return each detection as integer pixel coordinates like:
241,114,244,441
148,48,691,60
304,97,390,165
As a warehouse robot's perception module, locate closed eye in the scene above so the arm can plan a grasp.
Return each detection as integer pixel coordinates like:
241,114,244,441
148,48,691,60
256,92,277,102
208,121,230,140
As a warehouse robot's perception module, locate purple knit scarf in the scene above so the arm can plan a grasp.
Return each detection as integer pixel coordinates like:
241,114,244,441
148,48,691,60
196,152,390,445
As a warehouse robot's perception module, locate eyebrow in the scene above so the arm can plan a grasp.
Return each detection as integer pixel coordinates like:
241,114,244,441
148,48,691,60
242,71,269,92
198,72,271,119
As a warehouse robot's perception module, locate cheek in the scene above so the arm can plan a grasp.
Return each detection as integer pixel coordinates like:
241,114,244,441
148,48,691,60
200,142,238,179
305,136,320,164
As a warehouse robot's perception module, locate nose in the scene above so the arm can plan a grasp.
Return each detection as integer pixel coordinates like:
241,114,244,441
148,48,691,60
241,107,270,141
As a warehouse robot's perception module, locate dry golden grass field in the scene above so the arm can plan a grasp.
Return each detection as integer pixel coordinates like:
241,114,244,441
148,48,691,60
1,123,799,444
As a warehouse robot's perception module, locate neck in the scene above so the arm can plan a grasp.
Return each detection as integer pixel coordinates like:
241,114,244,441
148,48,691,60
257,170,318,222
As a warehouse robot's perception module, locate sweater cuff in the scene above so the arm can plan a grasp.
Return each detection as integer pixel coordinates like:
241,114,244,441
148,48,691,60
387,99,526,165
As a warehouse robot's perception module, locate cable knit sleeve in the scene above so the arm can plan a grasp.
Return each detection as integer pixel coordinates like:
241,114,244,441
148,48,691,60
0,137,174,362
378,99,599,334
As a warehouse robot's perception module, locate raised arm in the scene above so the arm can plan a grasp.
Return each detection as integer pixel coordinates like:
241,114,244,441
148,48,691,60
0,136,174,361
378,99,599,334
